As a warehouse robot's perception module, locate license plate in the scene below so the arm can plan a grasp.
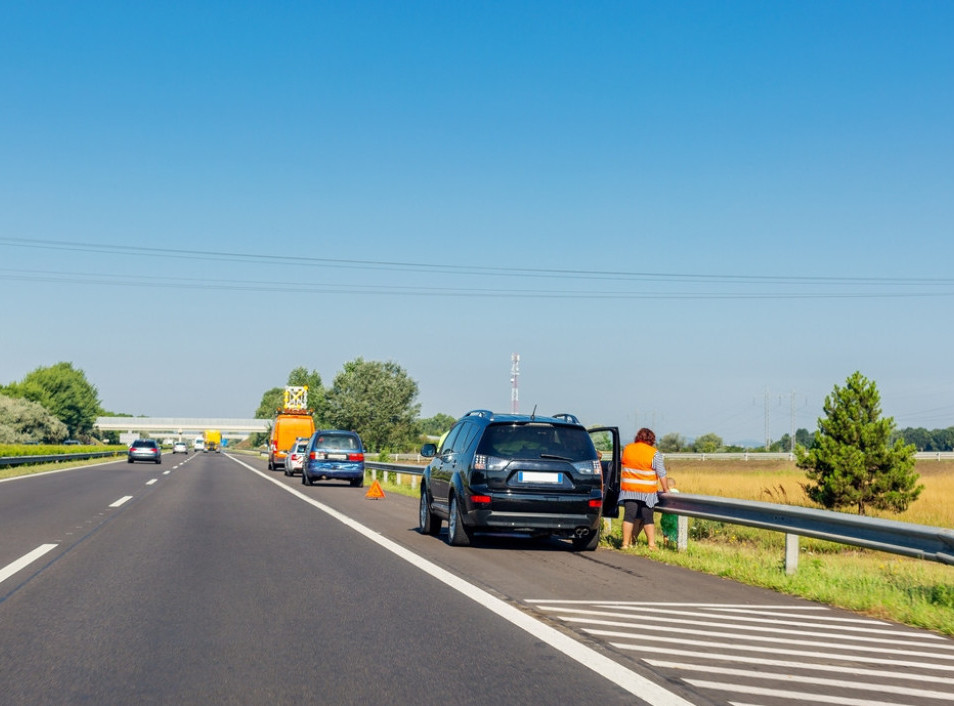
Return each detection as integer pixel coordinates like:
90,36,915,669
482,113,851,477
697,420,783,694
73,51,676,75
327,453,347,460
518,471,562,484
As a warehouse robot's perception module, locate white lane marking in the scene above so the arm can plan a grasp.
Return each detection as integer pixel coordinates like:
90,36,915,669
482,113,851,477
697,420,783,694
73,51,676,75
609,635,954,672
579,622,954,660
643,647,954,685
227,455,693,706
146,479,158,485
109,496,133,508
649,660,954,701
529,600,898,629
547,608,947,647
163,470,171,475
689,679,907,706
0,544,58,585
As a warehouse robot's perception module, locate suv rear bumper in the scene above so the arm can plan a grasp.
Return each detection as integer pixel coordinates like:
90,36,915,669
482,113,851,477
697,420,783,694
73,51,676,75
303,463,364,481
465,508,601,535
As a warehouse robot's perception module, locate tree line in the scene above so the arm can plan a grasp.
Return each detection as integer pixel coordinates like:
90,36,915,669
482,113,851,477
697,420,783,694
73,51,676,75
2,362,927,518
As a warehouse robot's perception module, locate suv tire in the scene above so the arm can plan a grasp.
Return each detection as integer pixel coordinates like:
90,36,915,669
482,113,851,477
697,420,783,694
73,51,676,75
446,494,472,547
419,489,441,536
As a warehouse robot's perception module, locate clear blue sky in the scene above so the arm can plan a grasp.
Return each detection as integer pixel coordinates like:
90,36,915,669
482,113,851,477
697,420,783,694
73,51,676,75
2,1,953,445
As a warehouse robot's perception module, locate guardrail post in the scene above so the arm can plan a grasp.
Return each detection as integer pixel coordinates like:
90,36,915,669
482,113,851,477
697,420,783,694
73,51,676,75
371,469,377,482
677,516,688,552
396,473,402,486
785,533,799,574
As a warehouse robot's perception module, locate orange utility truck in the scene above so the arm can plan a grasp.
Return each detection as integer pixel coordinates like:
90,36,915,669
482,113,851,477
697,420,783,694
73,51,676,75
268,386,315,471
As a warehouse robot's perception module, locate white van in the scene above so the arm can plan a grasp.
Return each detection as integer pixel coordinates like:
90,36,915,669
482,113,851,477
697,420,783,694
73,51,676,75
194,437,205,452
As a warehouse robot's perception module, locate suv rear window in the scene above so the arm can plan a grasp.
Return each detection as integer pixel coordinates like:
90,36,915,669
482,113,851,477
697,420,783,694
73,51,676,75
476,423,597,461
313,434,359,450
132,440,156,448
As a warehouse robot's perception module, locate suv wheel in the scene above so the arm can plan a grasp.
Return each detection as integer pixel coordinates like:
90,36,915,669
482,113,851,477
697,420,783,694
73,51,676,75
446,494,472,547
302,470,312,486
419,489,441,536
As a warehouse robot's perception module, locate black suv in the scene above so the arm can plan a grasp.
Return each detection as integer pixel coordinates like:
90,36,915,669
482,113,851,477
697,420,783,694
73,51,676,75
419,410,620,551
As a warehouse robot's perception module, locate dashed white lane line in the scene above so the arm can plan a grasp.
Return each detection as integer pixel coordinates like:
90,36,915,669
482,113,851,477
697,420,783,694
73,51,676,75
146,479,158,486
109,496,133,508
163,471,171,475
0,544,58,585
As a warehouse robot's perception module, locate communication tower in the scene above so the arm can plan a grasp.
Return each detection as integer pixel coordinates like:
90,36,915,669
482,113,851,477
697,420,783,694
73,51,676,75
510,353,520,414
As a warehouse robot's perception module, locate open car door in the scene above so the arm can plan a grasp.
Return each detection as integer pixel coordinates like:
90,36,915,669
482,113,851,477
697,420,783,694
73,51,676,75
588,426,621,519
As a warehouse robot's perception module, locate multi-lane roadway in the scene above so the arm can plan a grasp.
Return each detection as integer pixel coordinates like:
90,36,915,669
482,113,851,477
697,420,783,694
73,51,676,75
2,452,952,705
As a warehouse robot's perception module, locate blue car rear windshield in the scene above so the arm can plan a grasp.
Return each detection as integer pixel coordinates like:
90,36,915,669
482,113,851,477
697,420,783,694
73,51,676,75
476,423,597,461
313,434,360,451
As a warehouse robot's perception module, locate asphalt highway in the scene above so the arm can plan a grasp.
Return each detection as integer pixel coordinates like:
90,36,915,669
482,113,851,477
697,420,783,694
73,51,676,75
2,452,952,705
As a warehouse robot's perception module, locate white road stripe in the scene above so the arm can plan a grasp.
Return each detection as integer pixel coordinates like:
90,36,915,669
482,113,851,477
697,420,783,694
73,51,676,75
576,621,954,660
648,660,954,701
548,608,945,647
687,678,912,706
609,635,954,672
0,544,58,585
537,603,909,633
146,479,158,485
163,471,170,475
643,646,954,685
109,496,133,507
227,454,694,706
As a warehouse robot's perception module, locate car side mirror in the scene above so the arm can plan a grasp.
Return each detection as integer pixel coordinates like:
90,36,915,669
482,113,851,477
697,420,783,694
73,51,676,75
420,443,437,457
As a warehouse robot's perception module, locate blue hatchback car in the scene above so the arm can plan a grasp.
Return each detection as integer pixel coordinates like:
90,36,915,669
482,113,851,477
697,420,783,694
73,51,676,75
302,430,366,487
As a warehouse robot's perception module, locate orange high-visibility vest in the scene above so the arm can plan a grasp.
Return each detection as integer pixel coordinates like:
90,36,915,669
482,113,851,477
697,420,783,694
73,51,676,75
620,442,659,494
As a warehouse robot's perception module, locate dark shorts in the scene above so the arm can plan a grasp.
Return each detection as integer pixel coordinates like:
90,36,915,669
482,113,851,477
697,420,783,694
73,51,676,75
622,499,654,525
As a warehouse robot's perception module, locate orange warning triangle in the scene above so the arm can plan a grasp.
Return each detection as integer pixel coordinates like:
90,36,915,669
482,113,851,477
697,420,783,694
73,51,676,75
365,479,386,499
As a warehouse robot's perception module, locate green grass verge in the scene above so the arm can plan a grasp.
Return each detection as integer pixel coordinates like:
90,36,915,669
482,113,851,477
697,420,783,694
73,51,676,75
370,469,954,638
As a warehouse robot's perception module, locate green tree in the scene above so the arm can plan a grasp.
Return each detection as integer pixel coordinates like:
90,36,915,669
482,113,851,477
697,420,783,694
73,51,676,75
3,362,101,438
692,432,723,453
419,413,456,437
658,432,686,452
796,371,922,515
0,393,69,443
325,358,421,452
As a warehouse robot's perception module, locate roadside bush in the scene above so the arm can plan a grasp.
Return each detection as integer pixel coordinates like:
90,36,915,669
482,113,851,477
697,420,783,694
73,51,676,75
0,394,68,444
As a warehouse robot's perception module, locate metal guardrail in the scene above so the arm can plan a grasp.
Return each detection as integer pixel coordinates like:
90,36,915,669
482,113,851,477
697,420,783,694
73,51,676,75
365,461,954,572
656,493,954,569
0,451,123,467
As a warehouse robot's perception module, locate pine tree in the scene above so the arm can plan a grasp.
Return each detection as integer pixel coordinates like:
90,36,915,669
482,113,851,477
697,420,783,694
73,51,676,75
796,371,922,515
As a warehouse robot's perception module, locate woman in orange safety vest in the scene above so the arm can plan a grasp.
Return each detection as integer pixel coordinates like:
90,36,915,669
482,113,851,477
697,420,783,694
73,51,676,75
619,427,670,550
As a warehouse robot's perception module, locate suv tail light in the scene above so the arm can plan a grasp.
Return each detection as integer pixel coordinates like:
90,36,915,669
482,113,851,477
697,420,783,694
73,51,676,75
348,453,364,462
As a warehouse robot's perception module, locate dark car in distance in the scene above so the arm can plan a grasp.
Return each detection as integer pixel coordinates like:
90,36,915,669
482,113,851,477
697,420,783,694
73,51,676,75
128,439,161,464
302,430,365,487
419,410,620,551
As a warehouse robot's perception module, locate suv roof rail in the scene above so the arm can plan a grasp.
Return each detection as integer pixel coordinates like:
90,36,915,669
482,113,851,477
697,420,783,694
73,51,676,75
551,413,581,424
464,409,494,419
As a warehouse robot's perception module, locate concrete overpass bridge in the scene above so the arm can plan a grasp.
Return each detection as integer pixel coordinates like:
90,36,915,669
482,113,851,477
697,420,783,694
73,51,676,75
95,417,268,442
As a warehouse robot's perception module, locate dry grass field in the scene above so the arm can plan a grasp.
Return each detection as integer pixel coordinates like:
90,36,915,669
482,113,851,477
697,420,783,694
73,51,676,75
665,458,954,528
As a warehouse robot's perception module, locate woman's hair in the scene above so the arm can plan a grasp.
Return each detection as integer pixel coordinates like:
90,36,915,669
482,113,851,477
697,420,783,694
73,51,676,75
635,427,655,446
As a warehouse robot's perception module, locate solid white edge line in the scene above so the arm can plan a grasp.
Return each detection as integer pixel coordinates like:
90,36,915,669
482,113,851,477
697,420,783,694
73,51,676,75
109,496,133,508
227,454,693,706
0,543,58,585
